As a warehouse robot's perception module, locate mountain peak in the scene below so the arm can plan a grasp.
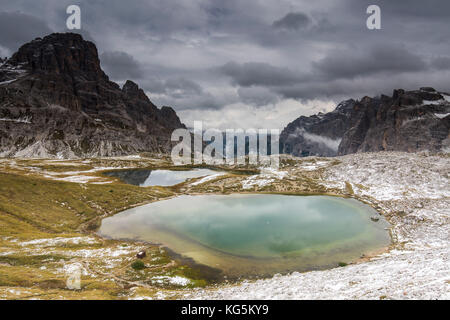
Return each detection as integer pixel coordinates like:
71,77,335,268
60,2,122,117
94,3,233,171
122,80,150,102
0,33,185,158
122,79,139,91
8,32,106,80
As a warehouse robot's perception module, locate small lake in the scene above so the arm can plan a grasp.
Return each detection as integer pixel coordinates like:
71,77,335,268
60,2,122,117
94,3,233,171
103,168,221,187
98,194,390,279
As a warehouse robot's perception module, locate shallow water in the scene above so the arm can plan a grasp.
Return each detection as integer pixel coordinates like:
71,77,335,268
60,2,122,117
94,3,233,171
103,168,221,186
98,194,390,278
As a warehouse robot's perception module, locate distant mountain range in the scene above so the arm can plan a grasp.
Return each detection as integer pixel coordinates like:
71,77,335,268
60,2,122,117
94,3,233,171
0,33,184,158
1,33,449,159
280,87,450,157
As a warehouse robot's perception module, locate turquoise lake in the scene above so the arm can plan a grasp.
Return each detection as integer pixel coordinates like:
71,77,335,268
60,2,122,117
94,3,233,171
98,194,390,278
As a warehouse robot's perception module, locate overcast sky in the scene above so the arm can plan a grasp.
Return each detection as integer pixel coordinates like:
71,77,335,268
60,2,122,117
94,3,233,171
1,0,450,129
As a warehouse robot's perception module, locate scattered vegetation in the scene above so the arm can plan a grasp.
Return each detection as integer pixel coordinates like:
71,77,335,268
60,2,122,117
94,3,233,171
344,181,354,195
131,260,145,270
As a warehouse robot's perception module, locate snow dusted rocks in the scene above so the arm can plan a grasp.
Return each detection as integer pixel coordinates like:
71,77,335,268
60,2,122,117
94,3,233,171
188,152,449,300
190,173,227,186
241,167,288,189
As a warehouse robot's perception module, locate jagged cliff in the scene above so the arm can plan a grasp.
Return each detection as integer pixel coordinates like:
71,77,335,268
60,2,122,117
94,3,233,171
0,33,185,158
280,87,450,157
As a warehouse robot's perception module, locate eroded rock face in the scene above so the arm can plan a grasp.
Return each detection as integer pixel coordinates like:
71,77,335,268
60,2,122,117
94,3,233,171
280,99,360,157
280,88,450,157
0,33,185,158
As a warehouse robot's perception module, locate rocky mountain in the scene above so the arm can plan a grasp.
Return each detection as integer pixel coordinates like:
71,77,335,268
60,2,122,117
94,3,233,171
0,33,185,158
280,87,450,157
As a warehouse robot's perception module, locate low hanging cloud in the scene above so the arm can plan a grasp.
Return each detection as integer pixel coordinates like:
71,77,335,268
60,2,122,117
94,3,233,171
289,128,342,151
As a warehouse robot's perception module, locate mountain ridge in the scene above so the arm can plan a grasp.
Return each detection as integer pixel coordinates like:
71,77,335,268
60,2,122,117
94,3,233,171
0,33,185,158
280,87,450,157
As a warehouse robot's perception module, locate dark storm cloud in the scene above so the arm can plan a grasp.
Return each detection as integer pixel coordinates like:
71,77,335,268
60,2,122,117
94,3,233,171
1,0,450,126
218,43,434,102
313,45,428,80
80,0,209,38
150,87,232,111
142,76,230,111
0,11,53,53
219,62,304,87
165,78,203,96
237,86,280,106
431,57,450,70
141,77,203,96
359,0,450,19
272,73,450,101
272,12,311,30
100,51,143,80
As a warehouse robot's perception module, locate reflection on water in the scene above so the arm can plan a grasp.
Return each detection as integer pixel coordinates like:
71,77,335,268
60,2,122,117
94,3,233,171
103,168,221,186
98,194,390,278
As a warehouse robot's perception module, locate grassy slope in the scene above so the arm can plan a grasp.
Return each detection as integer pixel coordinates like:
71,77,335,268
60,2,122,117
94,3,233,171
0,168,210,299
0,171,168,234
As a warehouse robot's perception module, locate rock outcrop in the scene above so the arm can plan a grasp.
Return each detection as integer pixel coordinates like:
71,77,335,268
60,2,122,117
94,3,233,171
281,88,450,156
0,33,185,158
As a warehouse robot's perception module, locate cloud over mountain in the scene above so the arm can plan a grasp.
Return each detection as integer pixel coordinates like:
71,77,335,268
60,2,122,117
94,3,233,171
1,0,449,128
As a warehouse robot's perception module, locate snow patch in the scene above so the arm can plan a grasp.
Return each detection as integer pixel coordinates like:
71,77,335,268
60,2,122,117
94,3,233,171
0,79,17,85
434,113,450,119
20,236,98,247
68,247,134,258
152,276,191,286
191,173,226,186
242,167,287,189
402,117,426,126
297,160,330,171
422,99,445,105
0,116,31,123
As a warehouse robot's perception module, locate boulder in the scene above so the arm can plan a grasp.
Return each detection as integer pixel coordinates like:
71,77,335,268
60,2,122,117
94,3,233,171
136,251,146,259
